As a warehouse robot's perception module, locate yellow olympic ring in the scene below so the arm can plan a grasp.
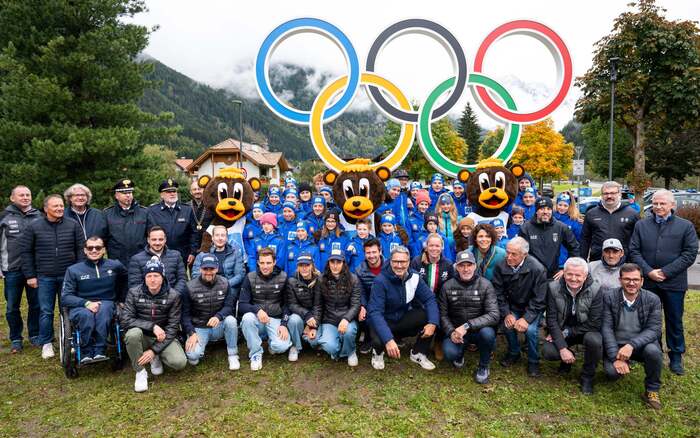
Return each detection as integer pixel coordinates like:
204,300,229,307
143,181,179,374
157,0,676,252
310,72,415,171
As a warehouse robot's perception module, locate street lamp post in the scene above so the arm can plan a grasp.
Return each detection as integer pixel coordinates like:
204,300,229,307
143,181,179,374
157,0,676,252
608,57,620,181
232,99,243,170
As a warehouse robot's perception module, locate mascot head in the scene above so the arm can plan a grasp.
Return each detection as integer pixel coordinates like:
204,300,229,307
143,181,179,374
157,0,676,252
323,158,391,223
198,167,261,223
458,158,524,217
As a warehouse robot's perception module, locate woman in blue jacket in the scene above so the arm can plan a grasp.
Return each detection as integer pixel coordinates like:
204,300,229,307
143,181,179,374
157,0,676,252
314,210,350,271
285,220,320,276
468,223,505,281
553,192,583,269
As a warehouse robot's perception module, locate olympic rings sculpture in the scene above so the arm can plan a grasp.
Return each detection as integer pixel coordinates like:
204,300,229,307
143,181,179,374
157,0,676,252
255,17,572,176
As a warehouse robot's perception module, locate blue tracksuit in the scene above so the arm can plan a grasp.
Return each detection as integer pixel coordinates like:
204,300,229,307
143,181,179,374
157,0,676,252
451,193,472,217
264,200,283,215
284,238,320,276
277,217,299,244
507,222,521,239
347,235,371,272
554,211,582,268
428,188,449,207
242,220,261,260
317,233,350,271
378,231,404,261
250,231,287,271
304,212,325,236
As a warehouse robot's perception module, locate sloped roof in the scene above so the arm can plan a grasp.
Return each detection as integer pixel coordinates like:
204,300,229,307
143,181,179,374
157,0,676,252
186,138,290,173
175,158,193,170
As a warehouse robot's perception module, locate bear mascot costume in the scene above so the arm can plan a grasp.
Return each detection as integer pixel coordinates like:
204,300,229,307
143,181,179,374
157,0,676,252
197,167,261,253
457,157,524,226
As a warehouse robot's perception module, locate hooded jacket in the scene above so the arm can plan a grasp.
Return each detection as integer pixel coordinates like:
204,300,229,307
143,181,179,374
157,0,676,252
367,264,440,345
518,216,580,278
121,280,182,354
128,246,187,295
287,270,322,324
192,242,245,294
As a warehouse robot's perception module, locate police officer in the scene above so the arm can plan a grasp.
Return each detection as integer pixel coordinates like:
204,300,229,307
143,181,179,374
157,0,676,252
104,179,148,268
147,178,200,266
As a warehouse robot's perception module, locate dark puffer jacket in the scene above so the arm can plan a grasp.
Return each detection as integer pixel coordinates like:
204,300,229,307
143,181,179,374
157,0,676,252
128,246,187,295
319,271,361,326
181,275,235,336
601,287,662,361
104,201,148,267
65,206,107,241
545,276,603,351
287,271,322,324
491,255,548,322
438,273,499,335
121,283,182,354
238,266,289,326
20,216,85,278
0,204,41,272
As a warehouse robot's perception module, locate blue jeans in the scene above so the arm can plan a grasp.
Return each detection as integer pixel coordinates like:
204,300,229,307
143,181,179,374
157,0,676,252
287,313,311,350
442,326,496,367
650,287,686,356
37,276,63,345
3,270,39,345
186,315,239,364
317,321,358,359
240,313,292,358
503,311,541,363
68,301,114,357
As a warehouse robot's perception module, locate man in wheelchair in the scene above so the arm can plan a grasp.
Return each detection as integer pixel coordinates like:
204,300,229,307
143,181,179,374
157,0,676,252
61,236,127,363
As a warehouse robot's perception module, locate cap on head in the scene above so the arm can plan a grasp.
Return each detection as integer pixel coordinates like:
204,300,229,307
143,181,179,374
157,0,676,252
159,178,179,193
199,254,220,269
603,238,623,251
455,250,476,266
114,178,135,193
328,248,345,262
260,212,278,227
536,197,553,211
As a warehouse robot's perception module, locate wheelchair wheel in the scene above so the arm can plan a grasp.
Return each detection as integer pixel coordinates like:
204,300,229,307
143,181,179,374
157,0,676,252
110,321,125,371
59,309,78,379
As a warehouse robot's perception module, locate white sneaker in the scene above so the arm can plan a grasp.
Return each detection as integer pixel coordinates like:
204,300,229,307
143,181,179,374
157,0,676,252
228,355,240,371
410,351,436,370
41,343,54,359
347,351,358,367
250,353,262,371
288,346,299,362
134,369,148,392
371,349,385,370
150,355,163,375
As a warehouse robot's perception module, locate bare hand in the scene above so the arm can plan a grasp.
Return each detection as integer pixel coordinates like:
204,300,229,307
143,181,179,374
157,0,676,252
338,319,349,334
385,339,400,359
614,359,630,375
277,325,289,341
406,199,414,209
359,306,367,322
307,328,317,340
648,269,666,282
86,301,100,313
421,323,436,338
451,325,466,344
545,334,553,342
27,278,38,288
207,316,220,328
306,317,317,328
257,309,269,324
514,318,529,333
187,254,195,265
560,348,576,364
153,325,166,342
617,344,633,361
553,270,564,281
185,333,199,353
137,349,155,366
504,314,516,329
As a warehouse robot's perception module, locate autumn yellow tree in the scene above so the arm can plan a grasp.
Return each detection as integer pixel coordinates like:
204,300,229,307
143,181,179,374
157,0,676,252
512,118,573,187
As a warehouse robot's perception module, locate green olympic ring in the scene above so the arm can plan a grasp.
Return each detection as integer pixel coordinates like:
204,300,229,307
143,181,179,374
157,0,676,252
418,73,521,175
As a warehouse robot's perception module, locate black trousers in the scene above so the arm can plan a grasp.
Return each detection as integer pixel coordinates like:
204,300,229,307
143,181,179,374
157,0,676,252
542,331,602,378
369,308,432,355
603,342,662,392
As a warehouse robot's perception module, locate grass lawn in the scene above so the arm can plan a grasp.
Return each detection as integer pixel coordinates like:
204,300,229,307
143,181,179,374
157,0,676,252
0,289,698,437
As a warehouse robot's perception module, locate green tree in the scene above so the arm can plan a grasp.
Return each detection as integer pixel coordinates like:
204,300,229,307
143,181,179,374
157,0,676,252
458,103,481,163
646,127,700,188
575,0,700,204
480,127,504,159
580,118,634,178
0,0,175,207
560,119,586,159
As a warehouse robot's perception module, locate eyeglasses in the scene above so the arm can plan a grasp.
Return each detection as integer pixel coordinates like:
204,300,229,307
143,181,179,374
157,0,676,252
620,277,641,283
86,245,104,252
602,191,619,196
390,259,409,265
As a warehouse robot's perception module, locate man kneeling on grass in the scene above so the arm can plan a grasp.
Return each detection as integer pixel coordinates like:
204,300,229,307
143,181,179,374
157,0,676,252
601,263,663,409
182,254,239,371
122,258,186,392
367,245,439,371
438,250,499,384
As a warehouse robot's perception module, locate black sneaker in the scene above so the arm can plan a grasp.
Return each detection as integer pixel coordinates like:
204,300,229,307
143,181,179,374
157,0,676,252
474,366,490,384
359,339,373,355
558,362,572,375
580,376,594,395
527,362,541,377
499,354,520,368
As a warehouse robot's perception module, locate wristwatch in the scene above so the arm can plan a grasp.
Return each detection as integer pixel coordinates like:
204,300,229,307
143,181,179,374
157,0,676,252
463,322,470,331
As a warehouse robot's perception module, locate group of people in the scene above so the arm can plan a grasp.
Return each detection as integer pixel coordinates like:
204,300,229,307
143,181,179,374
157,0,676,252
0,172,697,409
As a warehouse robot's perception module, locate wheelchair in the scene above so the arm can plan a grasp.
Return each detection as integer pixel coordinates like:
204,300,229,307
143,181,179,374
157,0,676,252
58,305,125,378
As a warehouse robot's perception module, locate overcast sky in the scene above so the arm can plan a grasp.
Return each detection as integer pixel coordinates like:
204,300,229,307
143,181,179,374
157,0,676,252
129,0,699,130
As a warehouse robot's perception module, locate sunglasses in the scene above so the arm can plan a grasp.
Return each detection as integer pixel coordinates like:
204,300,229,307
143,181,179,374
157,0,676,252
86,245,104,251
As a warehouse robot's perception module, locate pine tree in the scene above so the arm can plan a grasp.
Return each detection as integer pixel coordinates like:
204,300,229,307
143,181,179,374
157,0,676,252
0,0,175,207
458,103,481,163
